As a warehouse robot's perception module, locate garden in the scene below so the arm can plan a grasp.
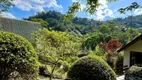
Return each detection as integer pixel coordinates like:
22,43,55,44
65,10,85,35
1,0,142,80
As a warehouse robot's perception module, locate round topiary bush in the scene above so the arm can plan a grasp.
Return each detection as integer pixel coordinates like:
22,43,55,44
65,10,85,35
125,65,142,80
67,55,116,80
0,31,38,80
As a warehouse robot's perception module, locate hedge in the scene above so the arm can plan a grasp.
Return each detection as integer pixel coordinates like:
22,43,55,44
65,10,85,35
125,65,142,80
67,55,116,80
0,31,38,80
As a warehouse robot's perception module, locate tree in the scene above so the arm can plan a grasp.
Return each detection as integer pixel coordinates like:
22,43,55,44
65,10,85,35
99,40,122,69
125,28,140,43
65,0,117,20
0,31,38,80
32,28,80,80
0,0,14,13
94,45,106,56
100,40,122,55
118,2,141,27
29,18,49,28
81,32,111,50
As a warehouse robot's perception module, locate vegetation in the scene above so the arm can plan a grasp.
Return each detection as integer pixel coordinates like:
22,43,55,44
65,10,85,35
1,0,142,79
65,0,117,20
67,55,116,80
28,18,49,28
1,10,140,79
25,11,142,35
0,31,38,80
24,11,142,79
125,65,142,80
115,53,123,73
24,11,100,34
118,2,141,27
0,0,14,13
113,15,142,28
32,28,81,80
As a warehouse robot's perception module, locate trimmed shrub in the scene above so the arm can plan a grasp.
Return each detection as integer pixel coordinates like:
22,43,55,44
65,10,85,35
125,65,142,80
67,55,116,80
0,31,38,80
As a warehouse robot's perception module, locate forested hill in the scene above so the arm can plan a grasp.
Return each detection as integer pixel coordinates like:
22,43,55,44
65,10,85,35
24,11,142,34
24,11,101,34
112,15,142,28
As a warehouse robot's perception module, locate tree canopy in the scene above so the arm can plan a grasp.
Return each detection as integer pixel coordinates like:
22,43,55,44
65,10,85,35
0,0,14,13
32,28,81,80
65,0,117,20
118,2,141,27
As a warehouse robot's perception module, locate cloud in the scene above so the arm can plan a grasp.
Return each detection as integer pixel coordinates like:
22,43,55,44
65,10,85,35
72,0,79,2
95,0,114,21
80,4,86,11
134,8,142,15
104,9,113,17
12,0,63,12
0,12,17,19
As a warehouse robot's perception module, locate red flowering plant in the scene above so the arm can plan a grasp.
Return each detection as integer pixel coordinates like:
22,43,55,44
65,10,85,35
99,40,123,69
99,40,122,57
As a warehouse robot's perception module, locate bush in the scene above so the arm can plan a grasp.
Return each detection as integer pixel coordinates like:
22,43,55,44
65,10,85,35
67,55,116,80
0,31,38,80
105,56,117,69
115,53,123,68
115,53,123,73
125,65,142,80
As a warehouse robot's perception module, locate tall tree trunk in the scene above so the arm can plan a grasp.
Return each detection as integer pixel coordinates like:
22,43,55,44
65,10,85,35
131,10,133,27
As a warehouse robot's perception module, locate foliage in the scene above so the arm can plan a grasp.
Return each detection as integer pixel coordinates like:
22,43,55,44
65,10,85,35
100,40,122,54
115,53,123,73
125,65,142,80
0,0,14,13
64,2,81,21
118,2,141,27
32,28,81,80
104,56,117,69
113,15,142,28
65,0,117,20
24,11,100,34
28,18,48,28
81,33,111,50
67,55,116,80
118,2,140,14
94,45,106,56
25,11,142,36
82,21,140,50
101,40,122,70
0,31,38,80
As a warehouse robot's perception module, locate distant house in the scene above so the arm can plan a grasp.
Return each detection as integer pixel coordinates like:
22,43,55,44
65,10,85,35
118,35,142,67
0,17,41,41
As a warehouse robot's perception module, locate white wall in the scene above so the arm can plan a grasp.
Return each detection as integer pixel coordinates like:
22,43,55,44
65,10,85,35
124,40,142,67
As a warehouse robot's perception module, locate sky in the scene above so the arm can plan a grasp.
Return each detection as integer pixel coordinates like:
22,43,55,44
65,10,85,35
0,0,142,21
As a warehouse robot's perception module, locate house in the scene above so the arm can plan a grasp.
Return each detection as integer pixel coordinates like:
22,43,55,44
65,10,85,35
0,17,41,41
118,35,142,67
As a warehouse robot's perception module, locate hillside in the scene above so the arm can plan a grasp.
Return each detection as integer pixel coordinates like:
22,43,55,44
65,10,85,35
113,15,142,28
24,11,142,34
24,11,101,34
